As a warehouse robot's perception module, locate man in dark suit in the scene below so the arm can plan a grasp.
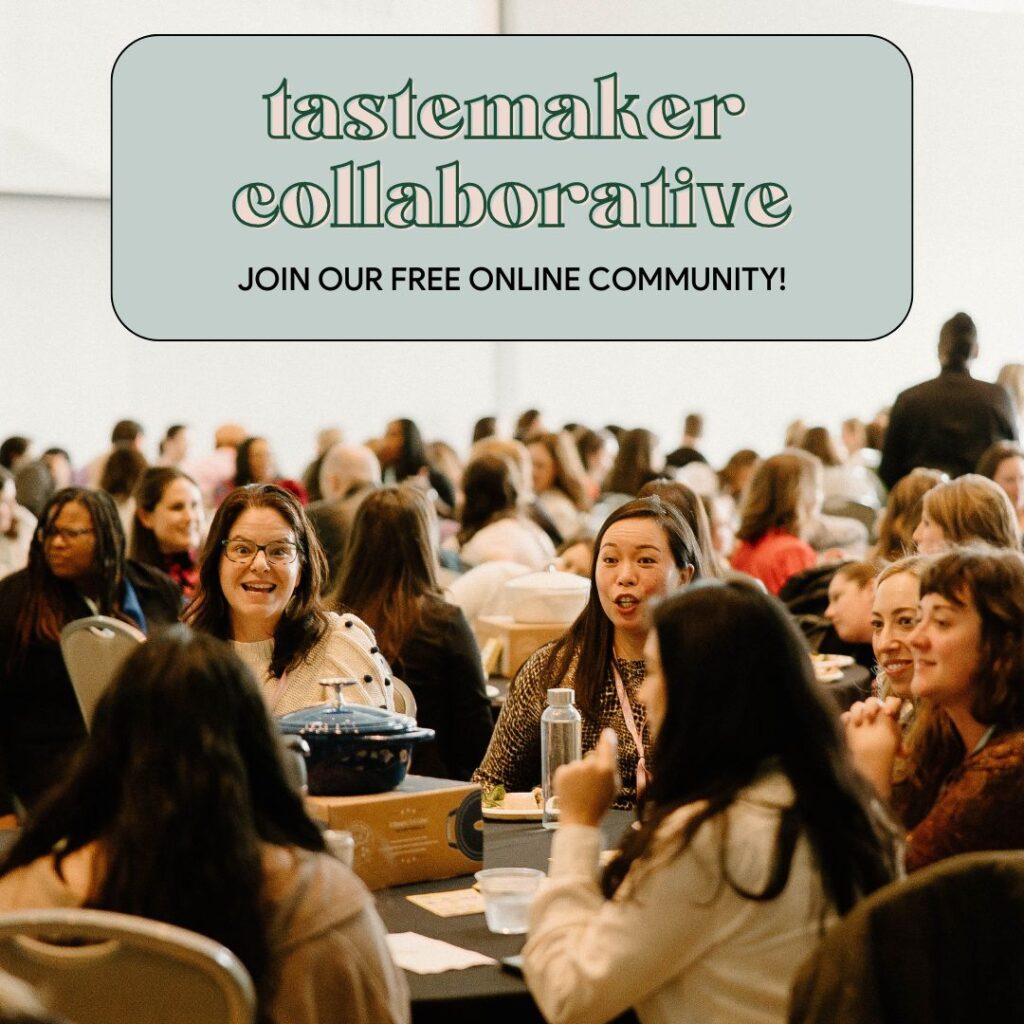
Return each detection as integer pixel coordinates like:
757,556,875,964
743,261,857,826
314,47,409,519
305,443,380,594
879,312,1018,489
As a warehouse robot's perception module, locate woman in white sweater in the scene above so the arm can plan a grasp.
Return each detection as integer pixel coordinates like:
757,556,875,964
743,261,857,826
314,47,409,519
183,484,392,715
524,581,900,1024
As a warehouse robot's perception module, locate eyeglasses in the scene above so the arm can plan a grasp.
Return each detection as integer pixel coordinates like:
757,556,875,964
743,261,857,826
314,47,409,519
40,526,95,542
221,537,299,565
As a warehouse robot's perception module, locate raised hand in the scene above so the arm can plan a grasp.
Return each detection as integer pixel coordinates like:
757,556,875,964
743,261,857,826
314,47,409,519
555,728,621,827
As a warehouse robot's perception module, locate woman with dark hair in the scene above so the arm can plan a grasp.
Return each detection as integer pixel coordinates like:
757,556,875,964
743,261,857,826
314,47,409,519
99,443,148,539
523,581,898,1024
846,546,1024,872
514,408,544,443
332,486,493,779
454,454,554,570
0,627,409,1024
474,497,703,805
976,439,1024,534
183,484,391,716
378,418,456,512
0,488,180,816
234,436,308,505
731,452,819,594
130,466,204,600
471,415,497,444
601,428,662,500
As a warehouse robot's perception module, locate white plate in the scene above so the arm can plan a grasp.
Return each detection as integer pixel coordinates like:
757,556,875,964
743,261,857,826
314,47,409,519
811,653,855,669
482,793,544,821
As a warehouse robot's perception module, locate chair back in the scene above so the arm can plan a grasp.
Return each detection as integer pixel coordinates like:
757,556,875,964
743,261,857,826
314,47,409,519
59,616,145,729
789,850,1024,1024
0,908,255,1024
391,677,418,720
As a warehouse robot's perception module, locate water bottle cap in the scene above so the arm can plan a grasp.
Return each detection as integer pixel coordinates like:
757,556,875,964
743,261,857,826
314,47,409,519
546,687,576,706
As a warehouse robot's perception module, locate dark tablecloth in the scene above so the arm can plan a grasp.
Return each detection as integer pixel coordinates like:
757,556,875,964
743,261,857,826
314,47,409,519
376,811,635,1023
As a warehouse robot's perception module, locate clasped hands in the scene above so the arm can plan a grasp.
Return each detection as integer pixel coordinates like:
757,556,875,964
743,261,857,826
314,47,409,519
842,695,903,799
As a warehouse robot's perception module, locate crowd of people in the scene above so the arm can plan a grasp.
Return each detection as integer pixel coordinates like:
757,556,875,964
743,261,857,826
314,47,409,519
0,311,1023,1023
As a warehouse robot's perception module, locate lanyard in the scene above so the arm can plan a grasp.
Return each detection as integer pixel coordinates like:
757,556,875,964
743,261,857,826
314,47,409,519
612,661,648,801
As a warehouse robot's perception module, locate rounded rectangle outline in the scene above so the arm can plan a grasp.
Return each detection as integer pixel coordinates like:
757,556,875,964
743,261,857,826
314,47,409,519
110,33,913,344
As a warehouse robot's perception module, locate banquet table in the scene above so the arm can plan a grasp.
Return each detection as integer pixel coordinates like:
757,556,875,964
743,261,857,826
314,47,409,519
375,810,637,1024
826,663,872,711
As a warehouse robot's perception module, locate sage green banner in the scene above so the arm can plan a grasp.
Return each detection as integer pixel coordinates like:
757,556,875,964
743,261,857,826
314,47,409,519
112,35,911,340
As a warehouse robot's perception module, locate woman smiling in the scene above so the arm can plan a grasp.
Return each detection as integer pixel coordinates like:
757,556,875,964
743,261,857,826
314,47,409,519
184,485,391,716
845,547,1024,871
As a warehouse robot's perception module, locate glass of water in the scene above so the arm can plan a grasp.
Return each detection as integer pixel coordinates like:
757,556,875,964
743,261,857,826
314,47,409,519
475,868,545,934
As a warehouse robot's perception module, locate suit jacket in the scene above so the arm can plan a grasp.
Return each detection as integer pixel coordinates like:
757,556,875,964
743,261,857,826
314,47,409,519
879,368,1018,488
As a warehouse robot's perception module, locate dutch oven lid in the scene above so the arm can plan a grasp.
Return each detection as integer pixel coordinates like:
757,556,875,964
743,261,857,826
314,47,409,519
278,700,418,736
278,678,418,736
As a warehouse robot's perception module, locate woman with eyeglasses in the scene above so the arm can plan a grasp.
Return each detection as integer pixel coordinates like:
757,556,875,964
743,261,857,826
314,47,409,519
0,487,180,820
183,484,392,716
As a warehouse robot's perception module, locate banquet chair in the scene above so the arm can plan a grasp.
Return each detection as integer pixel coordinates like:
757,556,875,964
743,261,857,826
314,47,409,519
788,850,1024,1024
59,616,145,730
0,908,255,1024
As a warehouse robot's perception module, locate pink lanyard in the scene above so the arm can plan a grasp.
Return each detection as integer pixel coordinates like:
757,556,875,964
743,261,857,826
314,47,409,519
612,662,648,801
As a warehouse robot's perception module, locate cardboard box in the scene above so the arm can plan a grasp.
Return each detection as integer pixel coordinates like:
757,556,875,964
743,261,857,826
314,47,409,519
475,615,569,677
306,775,482,890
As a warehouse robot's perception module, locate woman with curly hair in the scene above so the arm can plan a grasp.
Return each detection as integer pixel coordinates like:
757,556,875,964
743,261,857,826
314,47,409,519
0,488,179,816
845,547,1024,871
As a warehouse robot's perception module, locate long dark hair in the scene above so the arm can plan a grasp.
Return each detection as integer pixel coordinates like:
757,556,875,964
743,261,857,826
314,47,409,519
130,466,200,564
183,484,329,678
602,581,899,914
603,428,659,496
332,485,441,663
458,454,519,546
544,497,702,717
98,445,148,501
0,626,325,1014
11,488,127,661
390,418,430,481
234,436,271,487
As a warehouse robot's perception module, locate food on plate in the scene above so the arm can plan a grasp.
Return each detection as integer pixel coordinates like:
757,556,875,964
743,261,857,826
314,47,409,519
482,785,543,811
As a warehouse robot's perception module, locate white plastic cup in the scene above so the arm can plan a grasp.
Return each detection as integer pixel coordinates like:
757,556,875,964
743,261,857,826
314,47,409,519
474,867,545,934
323,829,355,868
